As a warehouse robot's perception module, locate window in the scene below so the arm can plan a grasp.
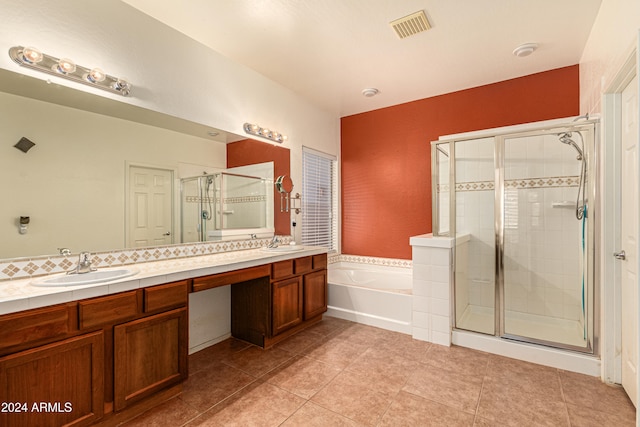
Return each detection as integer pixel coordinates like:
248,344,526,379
301,147,337,252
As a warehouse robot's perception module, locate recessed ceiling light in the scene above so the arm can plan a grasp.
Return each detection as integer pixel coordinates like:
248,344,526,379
207,131,219,137
362,88,379,97
513,43,538,57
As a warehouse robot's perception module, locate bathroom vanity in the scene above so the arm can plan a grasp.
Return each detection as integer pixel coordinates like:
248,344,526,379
0,248,327,427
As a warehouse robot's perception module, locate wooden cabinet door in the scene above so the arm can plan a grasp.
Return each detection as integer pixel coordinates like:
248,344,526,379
304,269,328,320
113,308,188,411
272,277,303,335
0,331,104,427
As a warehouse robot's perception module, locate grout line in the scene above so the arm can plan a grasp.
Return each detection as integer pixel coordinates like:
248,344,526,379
556,369,573,426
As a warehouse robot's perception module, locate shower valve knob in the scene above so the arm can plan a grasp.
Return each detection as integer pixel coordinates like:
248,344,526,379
613,250,626,260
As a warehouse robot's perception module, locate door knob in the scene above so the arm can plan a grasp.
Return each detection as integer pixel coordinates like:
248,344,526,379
163,231,171,236
614,250,626,260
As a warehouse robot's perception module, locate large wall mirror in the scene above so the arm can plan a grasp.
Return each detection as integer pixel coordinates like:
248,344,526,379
0,68,291,260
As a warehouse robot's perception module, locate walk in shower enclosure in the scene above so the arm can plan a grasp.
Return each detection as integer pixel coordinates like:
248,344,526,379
181,171,274,242
432,119,597,353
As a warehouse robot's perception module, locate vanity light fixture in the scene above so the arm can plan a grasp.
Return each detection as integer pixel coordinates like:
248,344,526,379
243,122,288,143
9,46,132,96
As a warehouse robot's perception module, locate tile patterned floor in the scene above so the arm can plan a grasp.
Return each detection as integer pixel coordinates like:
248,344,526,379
120,317,636,426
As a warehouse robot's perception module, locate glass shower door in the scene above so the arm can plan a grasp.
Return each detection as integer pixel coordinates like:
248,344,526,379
500,130,590,350
453,137,496,335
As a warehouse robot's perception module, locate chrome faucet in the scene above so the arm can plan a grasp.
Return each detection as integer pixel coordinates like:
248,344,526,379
68,252,97,275
267,235,281,248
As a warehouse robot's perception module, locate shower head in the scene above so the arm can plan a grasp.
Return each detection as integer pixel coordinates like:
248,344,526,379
558,132,584,160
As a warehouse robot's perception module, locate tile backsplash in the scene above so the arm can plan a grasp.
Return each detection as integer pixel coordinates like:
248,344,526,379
0,237,289,282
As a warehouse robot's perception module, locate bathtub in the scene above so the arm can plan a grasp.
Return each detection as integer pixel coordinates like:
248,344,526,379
327,262,413,334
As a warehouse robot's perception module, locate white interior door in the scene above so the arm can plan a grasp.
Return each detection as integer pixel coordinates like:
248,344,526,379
620,74,639,407
128,166,174,248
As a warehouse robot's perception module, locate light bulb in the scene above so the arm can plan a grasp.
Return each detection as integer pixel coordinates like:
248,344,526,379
112,77,131,95
55,58,76,74
22,46,43,64
86,67,106,83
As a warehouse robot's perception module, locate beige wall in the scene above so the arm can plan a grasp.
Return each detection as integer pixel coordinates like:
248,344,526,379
580,0,640,114
0,92,226,258
0,1,340,257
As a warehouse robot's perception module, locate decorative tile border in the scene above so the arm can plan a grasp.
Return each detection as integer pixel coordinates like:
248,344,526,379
224,195,267,204
185,195,267,204
0,236,291,282
438,175,579,193
504,175,580,189
328,254,412,269
454,181,495,192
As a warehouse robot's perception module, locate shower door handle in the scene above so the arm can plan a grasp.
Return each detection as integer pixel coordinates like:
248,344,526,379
614,250,626,260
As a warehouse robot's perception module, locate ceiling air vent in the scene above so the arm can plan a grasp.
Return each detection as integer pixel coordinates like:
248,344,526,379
390,10,431,39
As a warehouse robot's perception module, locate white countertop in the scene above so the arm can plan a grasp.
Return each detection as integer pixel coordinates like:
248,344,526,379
0,246,327,315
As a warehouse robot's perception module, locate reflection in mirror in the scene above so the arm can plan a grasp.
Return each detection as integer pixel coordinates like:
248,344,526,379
227,139,291,236
181,164,275,243
0,70,290,260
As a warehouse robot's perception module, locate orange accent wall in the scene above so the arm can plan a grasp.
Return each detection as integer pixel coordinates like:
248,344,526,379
227,139,291,235
340,65,580,260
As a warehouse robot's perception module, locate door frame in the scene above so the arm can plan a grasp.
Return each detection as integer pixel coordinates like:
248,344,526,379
601,44,638,401
124,161,179,248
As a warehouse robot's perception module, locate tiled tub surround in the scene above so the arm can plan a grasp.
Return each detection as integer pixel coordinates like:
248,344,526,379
0,238,331,317
326,258,413,334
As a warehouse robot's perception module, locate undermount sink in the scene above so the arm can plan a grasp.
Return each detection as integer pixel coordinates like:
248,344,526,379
261,245,305,252
31,268,138,287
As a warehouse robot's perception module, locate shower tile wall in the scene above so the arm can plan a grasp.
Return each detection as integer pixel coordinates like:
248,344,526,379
436,147,450,235
455,138,496,323
454,134,583,325
181,178,202,243
503,135,583,323
220,177,268,229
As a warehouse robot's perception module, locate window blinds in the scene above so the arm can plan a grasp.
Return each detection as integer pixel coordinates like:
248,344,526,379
301,148,337,251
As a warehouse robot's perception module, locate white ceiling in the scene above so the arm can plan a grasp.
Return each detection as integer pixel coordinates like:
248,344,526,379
122,0,602,117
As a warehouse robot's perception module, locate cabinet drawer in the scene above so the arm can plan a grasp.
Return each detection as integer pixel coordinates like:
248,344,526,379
0,303,77,353
312,253,328,270
294,256,312,275
271,260,294,280
193,265,270,292
145,280,189,312
79,291,141,330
